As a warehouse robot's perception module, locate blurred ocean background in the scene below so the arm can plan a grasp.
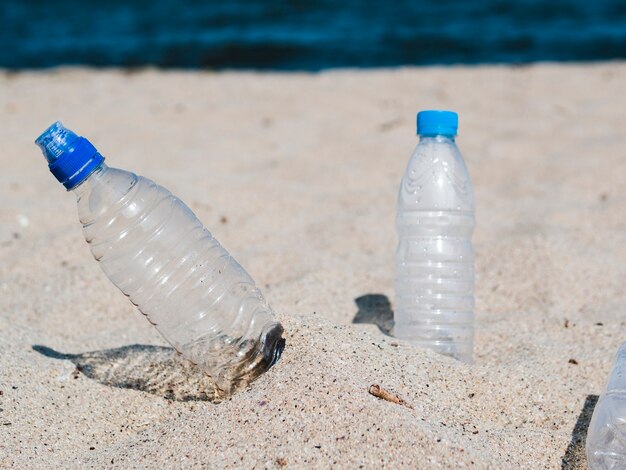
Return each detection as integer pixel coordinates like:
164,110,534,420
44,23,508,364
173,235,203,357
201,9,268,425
1,0,625,70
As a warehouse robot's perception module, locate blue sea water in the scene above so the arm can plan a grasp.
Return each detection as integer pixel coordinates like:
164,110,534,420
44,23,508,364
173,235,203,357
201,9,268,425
1,0,625,70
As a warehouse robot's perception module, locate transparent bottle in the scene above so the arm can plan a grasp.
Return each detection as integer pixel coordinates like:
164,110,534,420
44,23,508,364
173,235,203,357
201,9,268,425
35,122,285,398
587,341,626,469
394,110,475,362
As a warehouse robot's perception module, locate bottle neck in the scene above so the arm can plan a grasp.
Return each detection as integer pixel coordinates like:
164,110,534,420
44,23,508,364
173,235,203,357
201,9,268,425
72,162,109,196
418,134,456,144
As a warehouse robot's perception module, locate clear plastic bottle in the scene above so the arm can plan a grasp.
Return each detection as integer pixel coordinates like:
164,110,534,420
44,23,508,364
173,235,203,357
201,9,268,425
394,110,475,362
587,341,626,469
35,122,285,398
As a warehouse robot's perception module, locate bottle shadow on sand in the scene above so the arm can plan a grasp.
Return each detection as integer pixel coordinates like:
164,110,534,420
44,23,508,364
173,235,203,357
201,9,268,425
561,394,599,469
32,344,222,402
352,294,394,336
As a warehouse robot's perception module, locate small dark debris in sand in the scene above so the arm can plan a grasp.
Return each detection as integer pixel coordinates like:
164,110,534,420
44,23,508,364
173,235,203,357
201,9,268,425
0,390,3,396
2,422,11,426
368,384,413,409
600,193,608,202
564,319,569,328
220,216,228,224
569,359,579,365
276,457,287,467
72,366,82,379
595,322,604,326
468,393,475,398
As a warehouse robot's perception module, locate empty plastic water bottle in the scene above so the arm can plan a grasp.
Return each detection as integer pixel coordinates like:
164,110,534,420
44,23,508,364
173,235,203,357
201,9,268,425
587,342,626,469
394,110,475,362
35,122,285,397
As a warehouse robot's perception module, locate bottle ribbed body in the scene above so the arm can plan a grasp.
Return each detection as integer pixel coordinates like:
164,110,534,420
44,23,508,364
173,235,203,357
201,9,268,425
587,342,626,469
394,136,475,362
75,165,284,396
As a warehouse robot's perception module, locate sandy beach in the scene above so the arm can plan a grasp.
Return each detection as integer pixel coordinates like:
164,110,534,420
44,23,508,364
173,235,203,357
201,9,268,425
1,63,626,468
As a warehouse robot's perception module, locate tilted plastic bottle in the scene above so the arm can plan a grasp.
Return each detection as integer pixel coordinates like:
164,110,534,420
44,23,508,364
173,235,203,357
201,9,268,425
587,341,626,469
35,122,285,397
394,110,475,362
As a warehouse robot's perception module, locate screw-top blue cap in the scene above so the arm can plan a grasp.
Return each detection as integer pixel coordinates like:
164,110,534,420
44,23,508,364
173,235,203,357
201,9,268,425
35,122,104,190
416,110,458,137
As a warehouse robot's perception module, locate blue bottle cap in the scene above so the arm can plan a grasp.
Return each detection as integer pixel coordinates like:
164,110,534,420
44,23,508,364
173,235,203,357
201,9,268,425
35,121,104,190
416,110,458,137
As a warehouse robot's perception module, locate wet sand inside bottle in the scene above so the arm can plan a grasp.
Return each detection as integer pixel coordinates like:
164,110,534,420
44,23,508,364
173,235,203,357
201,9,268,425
214,323,286,399
177,323,286,400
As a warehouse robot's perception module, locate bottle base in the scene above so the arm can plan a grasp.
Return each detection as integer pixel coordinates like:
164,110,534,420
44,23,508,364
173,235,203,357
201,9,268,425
393,328,473,363
208,322,286,400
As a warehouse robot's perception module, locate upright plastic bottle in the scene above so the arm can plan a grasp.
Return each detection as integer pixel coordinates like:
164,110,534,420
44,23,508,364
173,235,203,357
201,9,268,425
35,122,285,397
587,341,626,469
394,110,475,362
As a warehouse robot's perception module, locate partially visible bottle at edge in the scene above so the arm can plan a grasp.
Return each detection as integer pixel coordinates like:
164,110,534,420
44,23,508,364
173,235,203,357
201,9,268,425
35,122,285,398
394,110,475,362
587,341,626,469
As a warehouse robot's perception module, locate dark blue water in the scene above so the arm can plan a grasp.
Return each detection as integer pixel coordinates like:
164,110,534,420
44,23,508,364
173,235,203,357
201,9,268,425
2,0,626,70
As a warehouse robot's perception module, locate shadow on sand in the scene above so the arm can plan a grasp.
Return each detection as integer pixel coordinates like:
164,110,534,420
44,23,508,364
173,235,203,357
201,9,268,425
33,344,220,402
561,394,599,469
352,293,394,336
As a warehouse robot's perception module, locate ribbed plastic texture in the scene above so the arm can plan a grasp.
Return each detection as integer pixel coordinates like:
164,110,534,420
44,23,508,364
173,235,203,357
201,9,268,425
74,164,284,397
394,135,475,362
587,341,626,469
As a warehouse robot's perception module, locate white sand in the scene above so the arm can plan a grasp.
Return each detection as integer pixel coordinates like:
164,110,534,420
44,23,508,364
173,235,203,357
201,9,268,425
1,63,626,468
